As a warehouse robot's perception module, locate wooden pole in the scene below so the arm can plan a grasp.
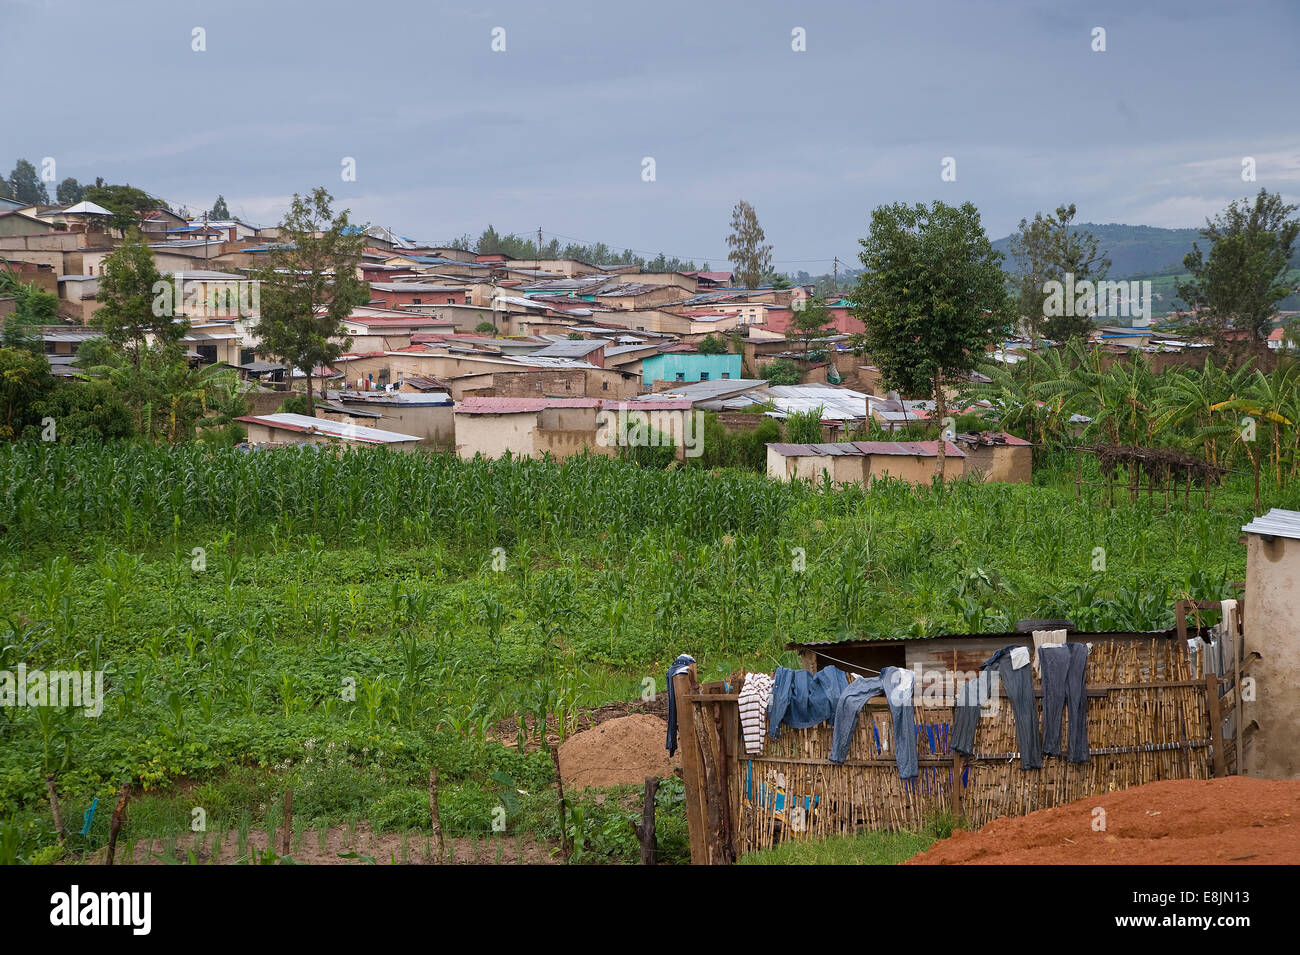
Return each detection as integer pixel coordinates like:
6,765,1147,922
428,767,445,862
549,743,571,862
1204,670,1226,777
106,786,130,866
45,775,66,845
631,775,659,865
673,666,709,865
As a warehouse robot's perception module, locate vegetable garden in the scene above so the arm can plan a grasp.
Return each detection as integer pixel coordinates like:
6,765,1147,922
0,443,1291,863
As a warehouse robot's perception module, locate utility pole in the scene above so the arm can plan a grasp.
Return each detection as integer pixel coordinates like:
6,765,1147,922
537,226,543,263
833,256,838,286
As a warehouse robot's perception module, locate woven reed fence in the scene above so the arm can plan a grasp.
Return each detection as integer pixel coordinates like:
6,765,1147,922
717,637,1217,857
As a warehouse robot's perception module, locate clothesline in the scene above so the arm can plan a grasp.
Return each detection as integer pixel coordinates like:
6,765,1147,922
803,649,882,676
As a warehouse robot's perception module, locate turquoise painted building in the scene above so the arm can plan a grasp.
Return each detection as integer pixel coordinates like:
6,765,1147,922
641,353,743,386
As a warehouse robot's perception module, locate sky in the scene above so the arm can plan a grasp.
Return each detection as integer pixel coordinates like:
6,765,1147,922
3,0,1298,273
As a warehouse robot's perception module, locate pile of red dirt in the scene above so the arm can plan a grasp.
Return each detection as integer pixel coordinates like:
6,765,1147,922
908,776,1299,865
558,714,679,789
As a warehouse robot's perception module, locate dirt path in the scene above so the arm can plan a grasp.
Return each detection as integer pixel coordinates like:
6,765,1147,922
908,776,1300,865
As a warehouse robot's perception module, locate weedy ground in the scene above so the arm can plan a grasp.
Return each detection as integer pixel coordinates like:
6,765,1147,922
0,445,1289,863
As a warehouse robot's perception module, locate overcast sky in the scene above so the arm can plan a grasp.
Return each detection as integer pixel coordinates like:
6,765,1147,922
4,0,1297,271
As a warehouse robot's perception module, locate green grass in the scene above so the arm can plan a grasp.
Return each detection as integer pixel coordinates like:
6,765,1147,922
0,444,1294,863
737,829,937,865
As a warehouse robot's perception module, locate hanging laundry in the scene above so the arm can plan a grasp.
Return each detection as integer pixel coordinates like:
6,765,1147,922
985,645,1043,770
767,665,848,739
1040,642,1090,762
829,667,918,779
1031,628,1066,676
738,672,775,755
950,670,993,756
664,654,696,756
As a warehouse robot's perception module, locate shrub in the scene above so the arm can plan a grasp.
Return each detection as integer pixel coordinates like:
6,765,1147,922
760,358,801,385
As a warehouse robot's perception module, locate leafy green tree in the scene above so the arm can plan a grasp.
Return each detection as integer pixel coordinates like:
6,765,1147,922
789,295,834,361
726,200,772,289
83,181,164,232
253,187,367,413
27,379,135,443
95,228,184,365
55,178,85,205
6,159,49,205
0,346,54,440
696,333,726,355
1178,189,1300,347
852,200,1012,478
1008,203,1110,342
209,195,231,219
475,321,497,335
761,358,802,385
0,266,59,324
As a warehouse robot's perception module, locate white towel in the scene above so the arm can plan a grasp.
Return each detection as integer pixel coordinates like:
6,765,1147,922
1010,646,1031,670
738,672,775,755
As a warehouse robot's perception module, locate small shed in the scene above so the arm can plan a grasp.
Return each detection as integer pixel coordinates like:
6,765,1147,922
766,440,966,484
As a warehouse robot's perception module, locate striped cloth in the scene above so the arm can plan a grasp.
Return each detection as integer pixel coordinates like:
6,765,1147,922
739,672,775,755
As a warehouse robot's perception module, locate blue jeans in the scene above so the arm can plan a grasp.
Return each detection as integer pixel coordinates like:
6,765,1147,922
829,667,918,780
768,665,848,738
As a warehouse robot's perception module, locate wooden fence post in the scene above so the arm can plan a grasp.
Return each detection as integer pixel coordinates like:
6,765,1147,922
673,666,709,864
631,776,659,865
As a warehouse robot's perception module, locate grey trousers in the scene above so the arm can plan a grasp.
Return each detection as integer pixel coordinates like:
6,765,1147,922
1040,643,1090,762
950,672,989,756
997,654,1043,770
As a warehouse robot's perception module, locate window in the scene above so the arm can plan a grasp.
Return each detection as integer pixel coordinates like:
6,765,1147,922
447,297,455,304
601,381,608,391
675,372,685,382
721,372,730,379
412,298,421,304
699,372,710,381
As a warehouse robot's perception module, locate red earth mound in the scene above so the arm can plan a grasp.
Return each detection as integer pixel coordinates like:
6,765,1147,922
908,776,1299,865
557,713,679,789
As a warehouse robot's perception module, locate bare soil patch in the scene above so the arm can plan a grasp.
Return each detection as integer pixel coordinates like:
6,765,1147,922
558,713,680,789
908,776,1300,865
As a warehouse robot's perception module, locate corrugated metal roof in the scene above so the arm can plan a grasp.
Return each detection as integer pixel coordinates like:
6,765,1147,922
1242,508,1300,540
455,397,602,415
235,413,420,444
602,399,694,411
768,440,966,458
765,385,869,421
788,628,1180,647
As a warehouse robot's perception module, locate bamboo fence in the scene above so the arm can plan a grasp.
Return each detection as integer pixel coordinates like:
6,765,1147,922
729,638,1217,856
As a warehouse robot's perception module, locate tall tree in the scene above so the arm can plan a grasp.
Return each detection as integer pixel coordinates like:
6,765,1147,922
726,200,773,289
789,295,833,361
7,159,49,206
254,187,367,413
95,228,185,366
56,177,86,205
852,200,1013,478
1008,203,1111,342
1177,189,1300,348
83,182,165,232
209,195,231,219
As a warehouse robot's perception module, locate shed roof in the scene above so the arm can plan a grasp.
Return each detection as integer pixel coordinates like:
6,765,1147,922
768,440,966,458
455,397,602,415
235,413,420,444
1242,508,1300,540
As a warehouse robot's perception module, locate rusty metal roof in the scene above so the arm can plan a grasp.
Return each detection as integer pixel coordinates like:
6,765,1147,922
454,397,602,415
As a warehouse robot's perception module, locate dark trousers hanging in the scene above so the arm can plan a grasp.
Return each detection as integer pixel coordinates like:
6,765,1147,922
1040,643,1090,763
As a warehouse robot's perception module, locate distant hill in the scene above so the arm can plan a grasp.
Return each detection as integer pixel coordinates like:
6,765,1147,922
991,223,1217,278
